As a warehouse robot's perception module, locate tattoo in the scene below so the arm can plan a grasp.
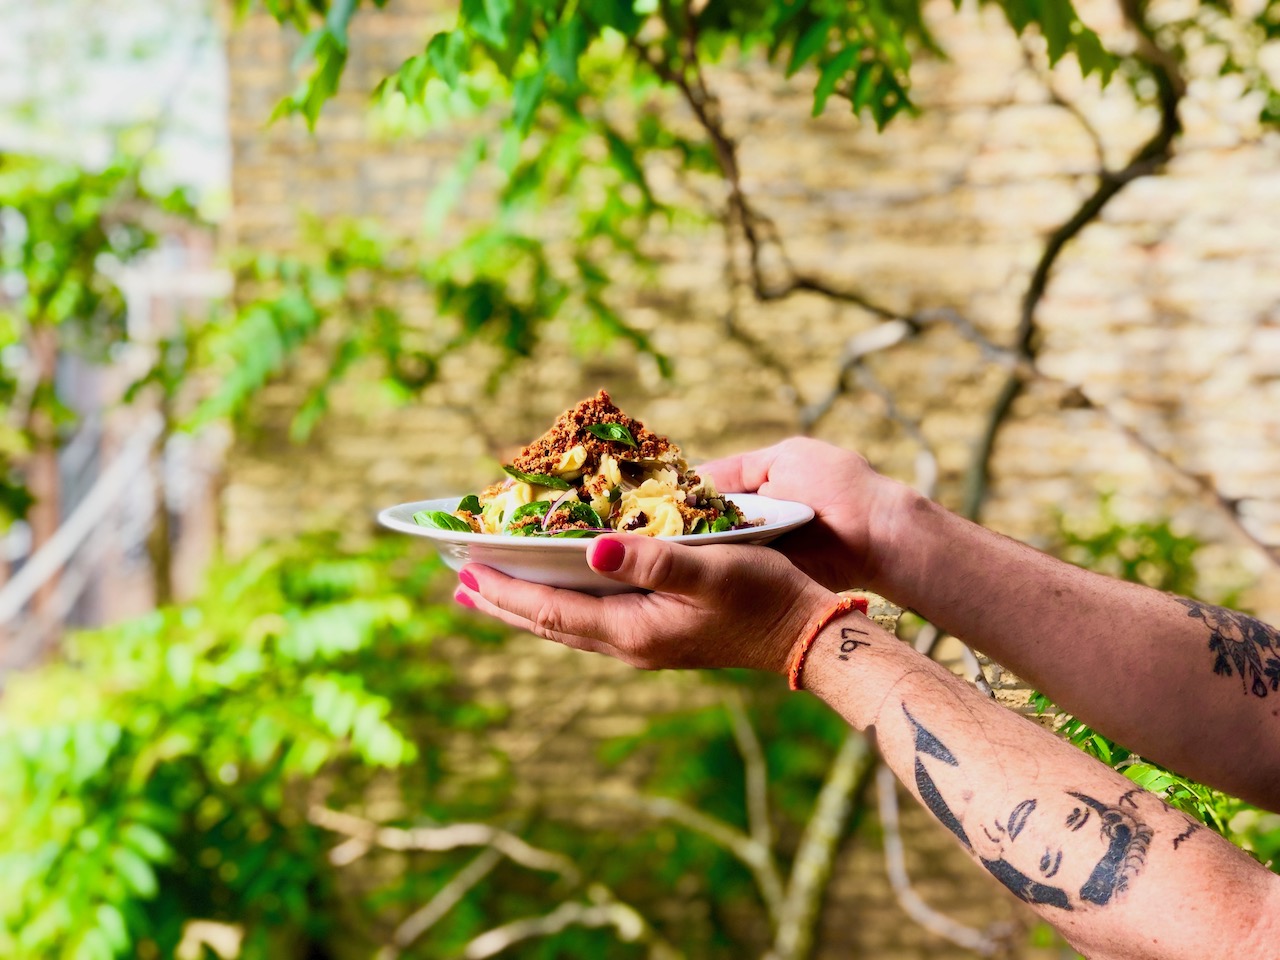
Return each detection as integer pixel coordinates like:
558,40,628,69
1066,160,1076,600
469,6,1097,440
837,627,871,661
902,703,1154,911
1067,791,1152,906
1176,597,1280,698
1007,799,1037,840
1172,822,1200,849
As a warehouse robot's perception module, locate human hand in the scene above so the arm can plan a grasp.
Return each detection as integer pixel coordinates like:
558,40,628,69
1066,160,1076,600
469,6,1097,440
454,534,838,674
699,437,912,593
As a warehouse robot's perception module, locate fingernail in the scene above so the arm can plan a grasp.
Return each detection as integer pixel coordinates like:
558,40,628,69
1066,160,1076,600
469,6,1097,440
458,568,479,591
589,538,626,573
454,589,475,609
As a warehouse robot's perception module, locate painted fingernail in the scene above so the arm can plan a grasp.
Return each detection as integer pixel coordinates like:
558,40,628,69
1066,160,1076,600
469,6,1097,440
458,568,479,591
589,538,626,573
454,589,475,609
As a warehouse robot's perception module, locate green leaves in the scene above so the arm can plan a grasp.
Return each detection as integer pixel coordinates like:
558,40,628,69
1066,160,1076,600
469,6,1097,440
507,499,552,525
558,501,605,528
812,45,860,116
457,494,483,514
0,153,177,529
502,465,572,489
412,510,472,532
585,423,638,448
0,536,506,958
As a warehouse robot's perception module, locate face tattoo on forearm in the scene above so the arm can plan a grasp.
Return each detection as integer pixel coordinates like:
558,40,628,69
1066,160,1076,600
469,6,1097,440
902,704,1154,911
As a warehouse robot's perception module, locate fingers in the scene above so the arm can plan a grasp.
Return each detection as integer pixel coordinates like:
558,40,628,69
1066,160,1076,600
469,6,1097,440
699,449,766,494
585,534,718,596
700,439,805,494
456,562,652,646
456,584,624,658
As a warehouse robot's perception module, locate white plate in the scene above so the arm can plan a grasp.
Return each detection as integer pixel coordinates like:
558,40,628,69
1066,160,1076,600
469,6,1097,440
377,493,815,596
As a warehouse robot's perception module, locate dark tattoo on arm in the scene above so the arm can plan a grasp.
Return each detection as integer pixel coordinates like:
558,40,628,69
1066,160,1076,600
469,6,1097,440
1172,821,1200,850
837,627,871,661
902,703,1154,912
1176,597,1280,698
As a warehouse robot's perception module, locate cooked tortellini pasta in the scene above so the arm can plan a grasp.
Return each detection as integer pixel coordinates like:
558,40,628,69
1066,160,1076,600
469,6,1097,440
415,391,754,539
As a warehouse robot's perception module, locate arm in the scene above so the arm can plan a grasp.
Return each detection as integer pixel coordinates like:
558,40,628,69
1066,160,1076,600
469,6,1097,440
455,536,1280,959
703,438,1280,810
799,607,1280,960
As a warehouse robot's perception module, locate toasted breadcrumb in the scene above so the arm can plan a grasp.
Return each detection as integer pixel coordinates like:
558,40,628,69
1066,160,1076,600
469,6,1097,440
511,389,679,477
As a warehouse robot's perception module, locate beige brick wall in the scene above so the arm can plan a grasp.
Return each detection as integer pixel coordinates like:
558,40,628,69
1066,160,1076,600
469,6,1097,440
223,1,1280,955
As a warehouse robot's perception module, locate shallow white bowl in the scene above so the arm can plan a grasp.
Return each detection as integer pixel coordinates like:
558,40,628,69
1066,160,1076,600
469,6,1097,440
377,493,815,596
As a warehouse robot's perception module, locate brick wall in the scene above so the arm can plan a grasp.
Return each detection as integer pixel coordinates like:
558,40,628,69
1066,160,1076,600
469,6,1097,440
223,1,1280,955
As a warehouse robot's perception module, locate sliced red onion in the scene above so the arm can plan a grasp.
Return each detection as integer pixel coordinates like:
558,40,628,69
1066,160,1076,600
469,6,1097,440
542,489,578,530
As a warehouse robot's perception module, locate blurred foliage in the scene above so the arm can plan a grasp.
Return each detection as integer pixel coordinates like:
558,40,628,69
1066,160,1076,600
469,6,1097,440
0,535,514,959
0,531,855,958
0,153,192,528
188,213,671,443
199,0,1280,454
1036,502,1268,861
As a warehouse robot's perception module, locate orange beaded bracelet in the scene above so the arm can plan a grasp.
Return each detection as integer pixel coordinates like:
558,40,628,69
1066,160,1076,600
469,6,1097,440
787,594,870,691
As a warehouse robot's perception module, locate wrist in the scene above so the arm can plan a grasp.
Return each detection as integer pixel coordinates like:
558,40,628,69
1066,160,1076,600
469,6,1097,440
796,611,910,730
861,476,931,598
766,584,844,678
785,593,871,690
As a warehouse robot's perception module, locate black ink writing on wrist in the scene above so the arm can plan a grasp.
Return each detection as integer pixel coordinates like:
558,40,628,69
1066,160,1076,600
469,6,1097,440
837,626,871,661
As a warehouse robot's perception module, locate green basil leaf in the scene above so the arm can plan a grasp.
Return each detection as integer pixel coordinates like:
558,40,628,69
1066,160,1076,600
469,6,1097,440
457,494,482,514
548,529,602,538
711,516,734,533
691,518,709,535
585,423,638,448
507,500,551,529
413,510,472,532
502,465,571,489
560,501,604,528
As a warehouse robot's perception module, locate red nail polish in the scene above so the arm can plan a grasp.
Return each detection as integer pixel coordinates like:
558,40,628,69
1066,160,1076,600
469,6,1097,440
589,539,626,573
454,589,475,609
458,568,479,591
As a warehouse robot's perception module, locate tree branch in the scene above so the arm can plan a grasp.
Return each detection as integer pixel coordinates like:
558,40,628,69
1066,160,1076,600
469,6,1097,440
308,806,580,882
967,11,1187,523
461,885,684,960
723,688,775,855
768,730,875,960
875,765,1015,955
590,791,786,921
376,846,504,960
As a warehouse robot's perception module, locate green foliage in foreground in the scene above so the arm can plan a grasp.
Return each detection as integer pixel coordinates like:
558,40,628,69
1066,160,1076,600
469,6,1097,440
0,536,507,959
0,530,834,959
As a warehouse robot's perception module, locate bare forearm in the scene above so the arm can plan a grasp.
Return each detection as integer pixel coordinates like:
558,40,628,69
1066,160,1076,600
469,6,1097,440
867,488,1280,808
799,613,1280,959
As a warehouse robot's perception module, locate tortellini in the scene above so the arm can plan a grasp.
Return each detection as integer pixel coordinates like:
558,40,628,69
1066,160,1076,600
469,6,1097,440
618,475,685,538
554,444,588,477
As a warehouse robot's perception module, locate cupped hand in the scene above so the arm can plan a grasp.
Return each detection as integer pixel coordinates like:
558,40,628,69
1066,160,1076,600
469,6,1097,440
454,534,838,675
699,437,911,593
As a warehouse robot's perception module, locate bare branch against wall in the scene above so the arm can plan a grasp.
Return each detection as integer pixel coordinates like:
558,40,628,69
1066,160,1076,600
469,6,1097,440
768,730,875,960
376,846,504,960
307,805,580,882
461,885,685,960
875,766,1015,956
592,790,787,920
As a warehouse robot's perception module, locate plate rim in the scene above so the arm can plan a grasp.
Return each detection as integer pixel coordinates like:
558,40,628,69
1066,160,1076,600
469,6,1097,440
376,492,814,548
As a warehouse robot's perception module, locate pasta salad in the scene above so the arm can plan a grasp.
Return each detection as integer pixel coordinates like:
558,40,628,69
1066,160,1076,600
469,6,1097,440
413,390,757,538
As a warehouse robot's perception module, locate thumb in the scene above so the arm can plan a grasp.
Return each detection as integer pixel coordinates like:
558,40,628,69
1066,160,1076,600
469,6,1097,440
586,534,715,596
700,442,787,495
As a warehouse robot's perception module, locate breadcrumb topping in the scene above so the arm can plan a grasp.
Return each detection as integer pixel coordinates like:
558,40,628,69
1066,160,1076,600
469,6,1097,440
511,390,678,477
